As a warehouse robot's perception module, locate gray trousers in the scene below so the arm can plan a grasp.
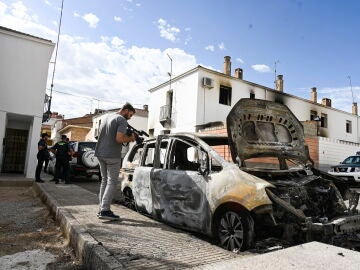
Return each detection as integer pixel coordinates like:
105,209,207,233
98,157,122,212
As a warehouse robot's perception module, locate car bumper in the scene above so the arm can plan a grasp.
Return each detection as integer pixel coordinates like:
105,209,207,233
327,171,360,182
70,165,99,175
307,215,360,236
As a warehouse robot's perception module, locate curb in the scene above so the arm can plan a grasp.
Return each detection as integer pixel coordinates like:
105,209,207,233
33,183,125,270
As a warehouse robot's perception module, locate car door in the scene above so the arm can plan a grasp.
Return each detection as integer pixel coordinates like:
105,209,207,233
150,136,211,233
132,141,157,215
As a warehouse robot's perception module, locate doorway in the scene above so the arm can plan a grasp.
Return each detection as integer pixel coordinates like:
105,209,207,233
1,128,29,173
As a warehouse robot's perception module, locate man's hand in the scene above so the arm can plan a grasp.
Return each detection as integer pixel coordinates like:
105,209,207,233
116,132,136,143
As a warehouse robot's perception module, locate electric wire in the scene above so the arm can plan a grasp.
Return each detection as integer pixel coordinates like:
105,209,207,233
47,88,145,107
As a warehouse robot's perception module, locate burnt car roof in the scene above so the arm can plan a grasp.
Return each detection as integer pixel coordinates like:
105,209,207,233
144,133,228,145
226,98,311,164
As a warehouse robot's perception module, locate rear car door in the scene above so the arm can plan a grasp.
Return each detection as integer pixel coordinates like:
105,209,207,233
151,136,211,232
132,141,157,215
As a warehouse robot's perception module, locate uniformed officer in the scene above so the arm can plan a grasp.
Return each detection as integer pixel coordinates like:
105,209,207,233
35,133,49,182
52,135,73,184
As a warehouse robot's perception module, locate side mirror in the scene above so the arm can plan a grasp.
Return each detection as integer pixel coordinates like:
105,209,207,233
197,148,208,175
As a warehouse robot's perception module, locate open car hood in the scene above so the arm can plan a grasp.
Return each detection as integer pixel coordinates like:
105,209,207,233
226,99,311,165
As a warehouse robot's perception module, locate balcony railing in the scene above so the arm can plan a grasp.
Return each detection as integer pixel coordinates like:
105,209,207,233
159,105,171,125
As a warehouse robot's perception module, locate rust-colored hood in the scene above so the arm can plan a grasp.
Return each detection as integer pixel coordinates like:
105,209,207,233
226,98,310,164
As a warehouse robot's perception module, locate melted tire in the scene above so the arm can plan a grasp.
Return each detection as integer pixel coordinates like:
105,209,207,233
123,188,136,210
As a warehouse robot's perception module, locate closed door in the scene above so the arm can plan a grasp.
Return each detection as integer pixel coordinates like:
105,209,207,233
2,128,29,173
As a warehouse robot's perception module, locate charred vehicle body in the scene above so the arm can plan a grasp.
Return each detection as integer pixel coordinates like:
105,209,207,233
120,99,360,251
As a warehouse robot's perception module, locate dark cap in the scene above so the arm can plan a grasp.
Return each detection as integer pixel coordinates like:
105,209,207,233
61,135,67,140
41,133,49,138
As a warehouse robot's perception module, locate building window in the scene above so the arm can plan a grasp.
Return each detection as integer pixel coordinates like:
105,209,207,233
250,92,255,99
219,85,232,106
320,113,328,128
310,110,318,121
346,120,352,133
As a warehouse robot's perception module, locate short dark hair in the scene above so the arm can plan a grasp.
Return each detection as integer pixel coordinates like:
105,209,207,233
41,133,49,138
61,135,67,140
122,102,136,113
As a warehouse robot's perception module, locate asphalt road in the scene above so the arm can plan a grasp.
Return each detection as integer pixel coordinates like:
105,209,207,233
72,177,100,195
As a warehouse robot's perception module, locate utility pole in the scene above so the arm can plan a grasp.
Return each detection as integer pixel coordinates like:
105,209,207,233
348,75,358,142
167,53,173,90
347,75,354,103
44,0,64,122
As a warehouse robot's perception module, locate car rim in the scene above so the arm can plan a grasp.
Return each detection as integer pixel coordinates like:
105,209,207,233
218,211,245,251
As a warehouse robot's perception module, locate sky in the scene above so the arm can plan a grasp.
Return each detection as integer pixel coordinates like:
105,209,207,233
0,0,359,118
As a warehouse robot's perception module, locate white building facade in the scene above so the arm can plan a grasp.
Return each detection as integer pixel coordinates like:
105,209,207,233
148,57,360,170
0,27,55,178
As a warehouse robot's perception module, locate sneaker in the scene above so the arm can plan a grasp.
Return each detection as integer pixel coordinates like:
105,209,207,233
35,179,44,183
98,211,120,221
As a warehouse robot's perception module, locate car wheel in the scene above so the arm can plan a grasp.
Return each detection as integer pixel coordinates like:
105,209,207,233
82,150,99,168
216,211,254,251
123,188,136,210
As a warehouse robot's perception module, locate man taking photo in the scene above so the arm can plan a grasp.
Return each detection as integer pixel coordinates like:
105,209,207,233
95,102,136,221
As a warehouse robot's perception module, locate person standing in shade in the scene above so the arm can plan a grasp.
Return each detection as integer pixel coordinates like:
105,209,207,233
35,133,49,182
95,103,136,221
52,135,73,184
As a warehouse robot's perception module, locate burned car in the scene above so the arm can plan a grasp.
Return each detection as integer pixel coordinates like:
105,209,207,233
120,99,360,251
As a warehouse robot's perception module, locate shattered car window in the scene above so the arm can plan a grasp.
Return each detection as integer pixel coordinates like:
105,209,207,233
210,144,232,162
200,137,232,162
143,143,155,167
126,144,143,167
143,141,168,168
169,139,201,171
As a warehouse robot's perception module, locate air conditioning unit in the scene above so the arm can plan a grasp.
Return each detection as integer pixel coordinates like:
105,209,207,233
202,77,214,88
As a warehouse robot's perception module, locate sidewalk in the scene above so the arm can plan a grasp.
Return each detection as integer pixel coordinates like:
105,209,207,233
33,180,241,270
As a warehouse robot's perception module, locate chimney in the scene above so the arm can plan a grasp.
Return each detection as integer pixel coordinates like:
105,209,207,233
275,75,284,92
321,98,332,107
352,102,358,115
311,87,317,103
223,56,231,76
234,68,243,79
143,104,149,111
